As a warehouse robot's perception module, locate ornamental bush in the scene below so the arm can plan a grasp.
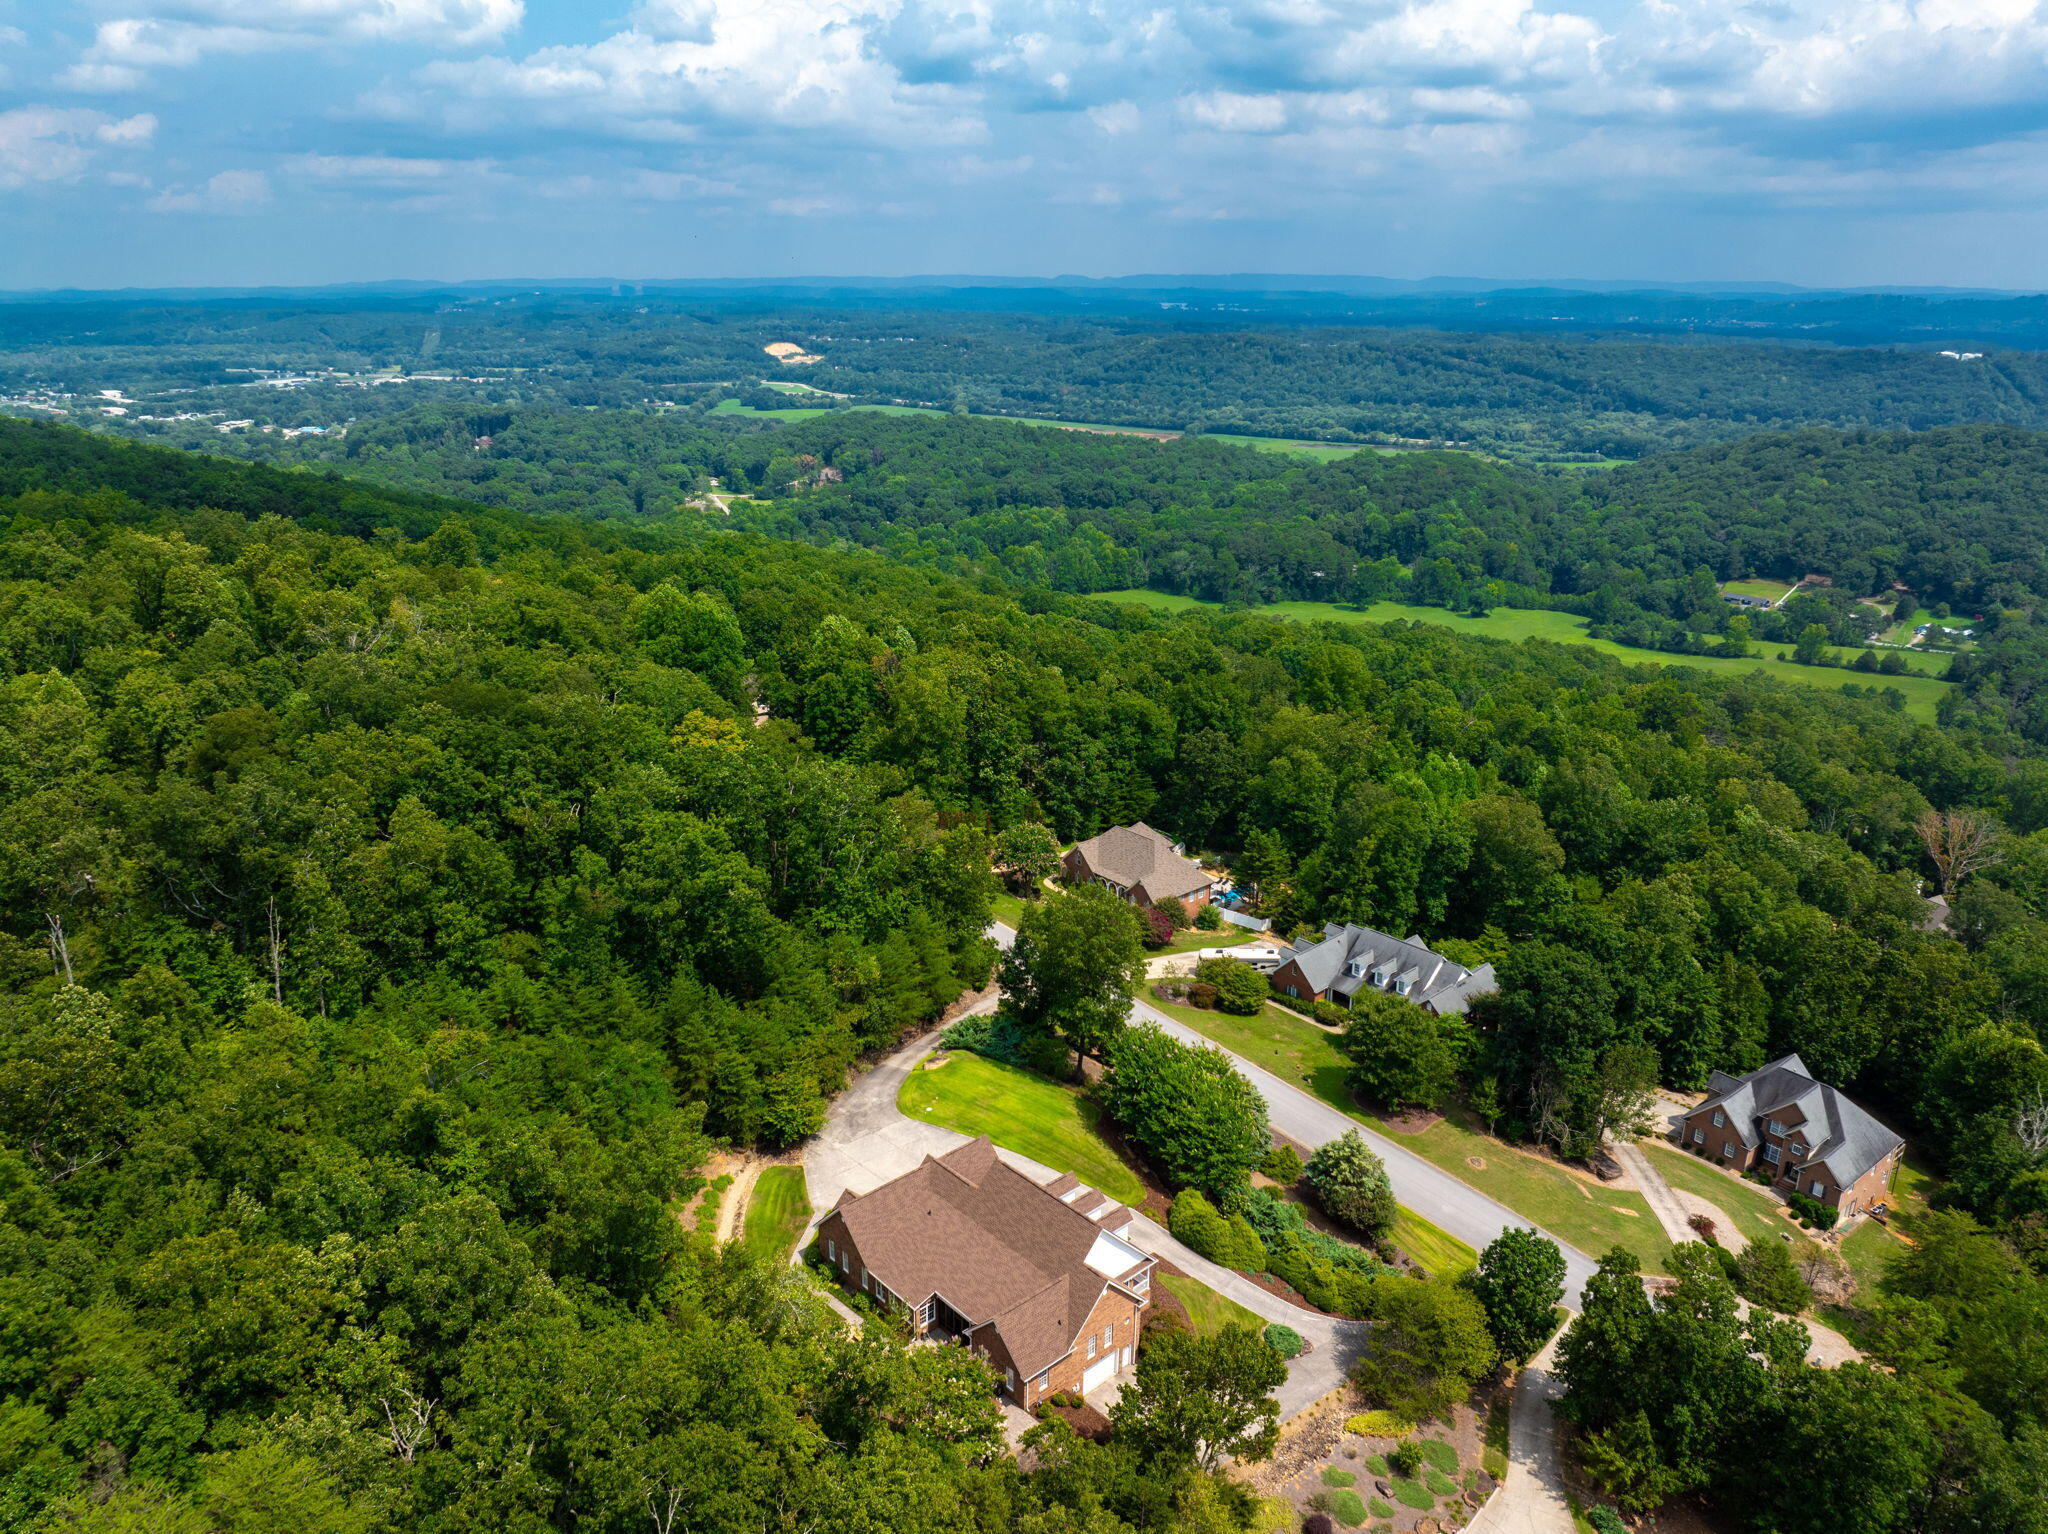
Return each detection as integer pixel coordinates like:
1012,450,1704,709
1304,1130,1397,1239
1267,1323,1305,1359
1194,956,1270,1015
1261,1143,1306,1185
1100,1023,1269,1196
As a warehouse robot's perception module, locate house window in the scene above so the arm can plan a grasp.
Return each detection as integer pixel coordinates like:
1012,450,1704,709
1711,1110,1725,1128
1101,1326,1113,1351
920,1297,936,1327
1767,1120,1786,1137
1763,1145,1781,1164
826,1239,836,1263
1284,985,1299,998
1132,1272,1149,1294
1721,1142,1736,1158
1086,1333,1097,1359
1791,1143,1807,1159
839,1248,850,1273
1692,1129,1706,1144
1811,1180,1827,1199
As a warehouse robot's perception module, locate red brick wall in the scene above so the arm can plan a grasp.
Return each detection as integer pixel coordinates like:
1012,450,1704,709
1269,959,1319,1004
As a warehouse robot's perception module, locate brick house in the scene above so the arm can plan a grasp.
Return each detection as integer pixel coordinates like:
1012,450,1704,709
1676,1054,1905,1217
1268,923,1498,1016
814,1137,1155,1407
1062,823,1216,909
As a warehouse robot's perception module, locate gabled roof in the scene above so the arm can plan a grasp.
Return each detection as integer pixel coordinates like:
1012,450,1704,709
832,1137,1149,1377
1287,923,1497,1014
1069,823,1210,901
1695,1054,1903,1188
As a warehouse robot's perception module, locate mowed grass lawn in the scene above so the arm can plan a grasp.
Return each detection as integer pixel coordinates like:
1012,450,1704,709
1147,995,1673,1273
1721,579,1796,602
741,1164,812,1264
1840,1154,1939,1297
1390,1207,1478,1278
1159,1271,1266,1337
898,1052,1146,1206
1641,1139,1795,1248
1093,592,1952,724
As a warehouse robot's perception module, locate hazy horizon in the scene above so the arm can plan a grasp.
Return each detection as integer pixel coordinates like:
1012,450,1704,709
9,1,2048,291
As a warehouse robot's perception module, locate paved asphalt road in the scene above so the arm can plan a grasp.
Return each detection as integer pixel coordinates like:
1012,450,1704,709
1133,997,1601,1305
992,919,1599,1302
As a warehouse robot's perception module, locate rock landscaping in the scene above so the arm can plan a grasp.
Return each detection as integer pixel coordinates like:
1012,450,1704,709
1238,1385,1499,1532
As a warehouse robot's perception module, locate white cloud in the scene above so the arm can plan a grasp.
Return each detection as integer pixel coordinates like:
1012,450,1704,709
146,167,272,210
1185,91,1290,133
392,0,983,146
63,0,522,89
0,106,157,190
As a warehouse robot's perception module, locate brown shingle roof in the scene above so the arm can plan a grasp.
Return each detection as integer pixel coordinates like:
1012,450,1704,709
1070,822,1210,901
835,1137,1151,1377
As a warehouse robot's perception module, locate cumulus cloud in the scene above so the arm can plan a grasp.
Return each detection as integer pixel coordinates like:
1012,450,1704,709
0,105,156,190
63,0,521,89
146,166,272,210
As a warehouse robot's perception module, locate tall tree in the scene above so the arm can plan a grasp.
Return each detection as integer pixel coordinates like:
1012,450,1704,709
1467,1227,1566,1363
1110,1323,1285,1472
997,885,1145,1076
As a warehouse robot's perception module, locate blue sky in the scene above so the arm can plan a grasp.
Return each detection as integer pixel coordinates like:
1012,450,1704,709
6,0,2048,291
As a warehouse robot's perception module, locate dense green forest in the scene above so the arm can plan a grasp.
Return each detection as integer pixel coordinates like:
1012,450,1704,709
3,419,2046,1530
12,294,2048,460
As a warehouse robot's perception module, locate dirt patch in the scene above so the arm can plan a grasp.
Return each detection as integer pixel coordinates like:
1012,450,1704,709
1039,1399,1113,1441
1382,1106,1443,1134
762,341,823,364
1465,1156,1486,1170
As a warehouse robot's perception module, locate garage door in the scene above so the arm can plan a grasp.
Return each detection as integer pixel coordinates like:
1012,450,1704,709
1082,1355,1117,1394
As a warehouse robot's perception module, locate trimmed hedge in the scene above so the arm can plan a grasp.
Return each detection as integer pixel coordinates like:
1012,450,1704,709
1266,1323,1305,1359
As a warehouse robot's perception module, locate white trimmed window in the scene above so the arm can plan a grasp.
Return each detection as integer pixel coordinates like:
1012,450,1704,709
1791,1143,1807,1158
1763,1145,1781,1165
1768,1120,1786,1136
1711,1110,1725,1128
1086,1334,1097,1359
1811,1180,1827,1198
826,1239,836,1263
1692,1129,1706,1144
1721,1142,1735,1158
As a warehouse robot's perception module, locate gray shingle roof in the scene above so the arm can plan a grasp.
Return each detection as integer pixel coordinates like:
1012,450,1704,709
1695,1054,1903,1189
1289,923,1497,1014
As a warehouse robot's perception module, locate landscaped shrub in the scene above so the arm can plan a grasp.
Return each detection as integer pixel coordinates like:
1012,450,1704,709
1302,1514,1335,1534
1169,1188,1268,1272
1195,956,1271,1015
1391,1478,1435,1511
1387,1443,1424,1479
1735,1238,1814,1314
940,1014,1066,1076
1195,902,1224,931
1324,1489,1367,1527
1321,1467,1356,1487
1187,982,1220,1009
1587,1507,1628,1534
1261,1143,1305,1185
1267,1323,1305,1359
1100,1024,1271,1197
1417,1439,1459,1474
1787,1190,1840,1229
1347,1410,1413,1438
1687,1212,1719,1244
1139,905,1175,949
1304,1130,1396,1239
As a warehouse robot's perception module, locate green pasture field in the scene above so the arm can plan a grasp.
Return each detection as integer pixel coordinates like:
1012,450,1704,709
1721,579,1795,603
1094,592,1953,724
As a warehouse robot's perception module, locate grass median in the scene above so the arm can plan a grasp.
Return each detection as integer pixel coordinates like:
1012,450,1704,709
741,1164,812,1264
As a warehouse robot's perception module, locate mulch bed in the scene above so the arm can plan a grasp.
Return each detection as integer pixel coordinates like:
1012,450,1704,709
1040,1400,1113,1442
1380,1106,1443,1134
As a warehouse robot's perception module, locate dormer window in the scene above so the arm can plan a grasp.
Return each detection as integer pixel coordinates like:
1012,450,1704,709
1369,968,1387,986
1344,960,1363,978
1393,977,1410,995
1767,1120,1786,1137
